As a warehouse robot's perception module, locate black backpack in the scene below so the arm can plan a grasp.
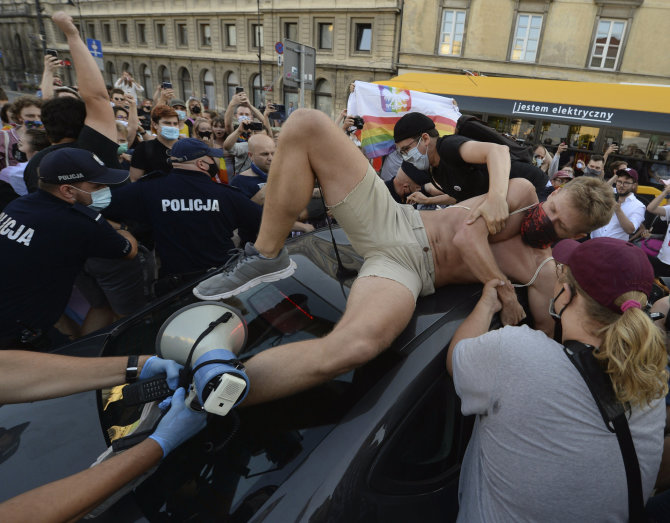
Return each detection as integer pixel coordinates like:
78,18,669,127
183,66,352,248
455,114,534,165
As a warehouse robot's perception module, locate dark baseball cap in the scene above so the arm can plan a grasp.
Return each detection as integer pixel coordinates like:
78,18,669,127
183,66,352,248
170,138,224,163
553,237,653,313
400,161,431,186
394,112,435,143
39,148,129,185
616,167,638,182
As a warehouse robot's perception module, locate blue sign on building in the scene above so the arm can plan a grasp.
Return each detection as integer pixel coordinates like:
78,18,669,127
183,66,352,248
86,38,103,58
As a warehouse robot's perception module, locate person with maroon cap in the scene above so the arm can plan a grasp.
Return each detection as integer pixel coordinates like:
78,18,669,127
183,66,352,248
447,237,667,522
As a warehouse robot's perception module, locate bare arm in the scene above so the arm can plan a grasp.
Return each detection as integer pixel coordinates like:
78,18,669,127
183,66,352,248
223,125,242,151
647,184,670,217
224,92,246,134
406,191,457,206
39,55,60,101
52,12,116,140
0,437,163,523
447,280,502,376
125,95,139,146
250,104,273,138
460,141,511,235
0,351,150,404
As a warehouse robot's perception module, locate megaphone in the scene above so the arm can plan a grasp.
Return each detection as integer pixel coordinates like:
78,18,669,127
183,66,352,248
156,302,250,416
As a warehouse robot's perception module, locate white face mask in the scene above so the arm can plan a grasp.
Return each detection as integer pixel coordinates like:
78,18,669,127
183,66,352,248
69,185,112,211
401,137,430,171
534,157,543,167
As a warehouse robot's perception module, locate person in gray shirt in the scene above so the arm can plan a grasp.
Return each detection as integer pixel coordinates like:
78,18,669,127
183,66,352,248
448,237,668,522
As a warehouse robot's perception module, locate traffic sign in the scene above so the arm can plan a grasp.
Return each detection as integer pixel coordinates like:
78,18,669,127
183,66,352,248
86,38,104,71
275,41,283,54
283,39,316,90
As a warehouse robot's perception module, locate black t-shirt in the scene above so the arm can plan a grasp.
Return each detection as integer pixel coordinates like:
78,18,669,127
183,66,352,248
103,169,262,275
431,134,548,202
24,125,122,193
0,191,131,338
130,138,172,175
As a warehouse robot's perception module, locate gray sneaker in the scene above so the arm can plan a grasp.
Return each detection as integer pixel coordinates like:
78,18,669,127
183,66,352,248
193,243,297,300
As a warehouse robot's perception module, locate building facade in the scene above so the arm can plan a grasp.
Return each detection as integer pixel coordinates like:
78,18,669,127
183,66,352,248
0,0,402,117
399,0,669,85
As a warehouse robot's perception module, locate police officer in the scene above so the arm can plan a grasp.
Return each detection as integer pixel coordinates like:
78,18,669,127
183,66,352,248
0,147,136,349
103,138,262,293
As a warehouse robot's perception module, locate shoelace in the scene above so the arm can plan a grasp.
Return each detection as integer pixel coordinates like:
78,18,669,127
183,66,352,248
222,248,246,272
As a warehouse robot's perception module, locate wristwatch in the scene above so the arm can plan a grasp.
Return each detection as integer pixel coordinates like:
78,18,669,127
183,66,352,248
126,355,139,383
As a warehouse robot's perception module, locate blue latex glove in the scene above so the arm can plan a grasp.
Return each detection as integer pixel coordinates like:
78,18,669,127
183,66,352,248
149,387,207,457
140,356,182,389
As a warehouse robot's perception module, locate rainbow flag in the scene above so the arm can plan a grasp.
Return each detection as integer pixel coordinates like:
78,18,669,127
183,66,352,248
347,81,461,159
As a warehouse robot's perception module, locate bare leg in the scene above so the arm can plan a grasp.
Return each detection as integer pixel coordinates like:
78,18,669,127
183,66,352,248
449,178,538,326
242,276,416,405
255,109,370,257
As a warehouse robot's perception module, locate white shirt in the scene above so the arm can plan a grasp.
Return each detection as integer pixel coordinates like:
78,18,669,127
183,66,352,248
590,192,645,241
657,206,670,265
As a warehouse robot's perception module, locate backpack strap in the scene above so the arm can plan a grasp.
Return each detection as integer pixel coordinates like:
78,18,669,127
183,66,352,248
563,340,646,522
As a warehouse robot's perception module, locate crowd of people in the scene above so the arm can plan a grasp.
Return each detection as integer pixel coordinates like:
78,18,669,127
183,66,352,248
0,10,669,522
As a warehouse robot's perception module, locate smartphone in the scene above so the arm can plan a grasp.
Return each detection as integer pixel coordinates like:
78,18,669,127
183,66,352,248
161,81,172,89
235,86,244,94
247,122,264,131
45,48,58,58
272,104,285,113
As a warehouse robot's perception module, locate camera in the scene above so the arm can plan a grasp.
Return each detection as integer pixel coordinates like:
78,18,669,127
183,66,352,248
161,81,172,89
235,86,245,94
45,48,58,58
352,116,364,129
246,121,264,131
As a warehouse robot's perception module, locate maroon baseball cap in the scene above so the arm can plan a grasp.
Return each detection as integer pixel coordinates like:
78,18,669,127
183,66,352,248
553,238,653,313
616,167,638,182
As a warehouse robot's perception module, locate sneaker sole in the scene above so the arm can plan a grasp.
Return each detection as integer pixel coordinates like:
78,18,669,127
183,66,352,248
193,260,297,301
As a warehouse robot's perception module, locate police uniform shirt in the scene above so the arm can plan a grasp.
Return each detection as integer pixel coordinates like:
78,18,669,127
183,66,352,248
230,173,266,200
103,169,262,276
0,191,132,339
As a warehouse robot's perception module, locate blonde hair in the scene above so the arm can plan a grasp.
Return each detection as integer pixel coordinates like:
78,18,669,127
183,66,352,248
562,177,615,232
563,268,669,407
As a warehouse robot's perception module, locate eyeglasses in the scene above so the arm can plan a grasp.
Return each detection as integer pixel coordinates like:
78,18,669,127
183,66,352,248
616,180,634,186
398,138,419,156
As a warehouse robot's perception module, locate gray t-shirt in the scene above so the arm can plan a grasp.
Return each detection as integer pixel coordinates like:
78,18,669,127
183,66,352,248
229,141,251,175
453,325,664,523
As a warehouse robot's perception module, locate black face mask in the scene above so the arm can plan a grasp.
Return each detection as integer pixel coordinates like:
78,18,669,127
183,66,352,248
205,159,219,179
520,203,560,249
12,143,27,163
199,131,212,139
191,105,201,114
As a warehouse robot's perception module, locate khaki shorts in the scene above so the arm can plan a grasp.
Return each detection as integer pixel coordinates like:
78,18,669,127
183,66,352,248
328,164,436,301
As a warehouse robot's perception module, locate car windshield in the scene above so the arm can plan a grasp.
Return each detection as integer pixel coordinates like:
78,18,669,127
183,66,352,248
98,275,402,520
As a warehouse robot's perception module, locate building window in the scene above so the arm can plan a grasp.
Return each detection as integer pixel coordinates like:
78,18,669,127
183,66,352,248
156,23,167,45
354,23,372,52
314,79,332,118
176,22,188,47
438,9,466,56
318,23,333,50
158,65,170,85
284,22,298,41
225,71,239,105
224,23,237,47
140,64,152,96
87,23,96,40
252,24,264,48
252,74,262,106
510,13,542,62
589,19,626,70
178,67,192,99
119,23,129,44
137,23,147,45
199,23,211,47
105,60,116,85
202,70,215,107
102,23,111,44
